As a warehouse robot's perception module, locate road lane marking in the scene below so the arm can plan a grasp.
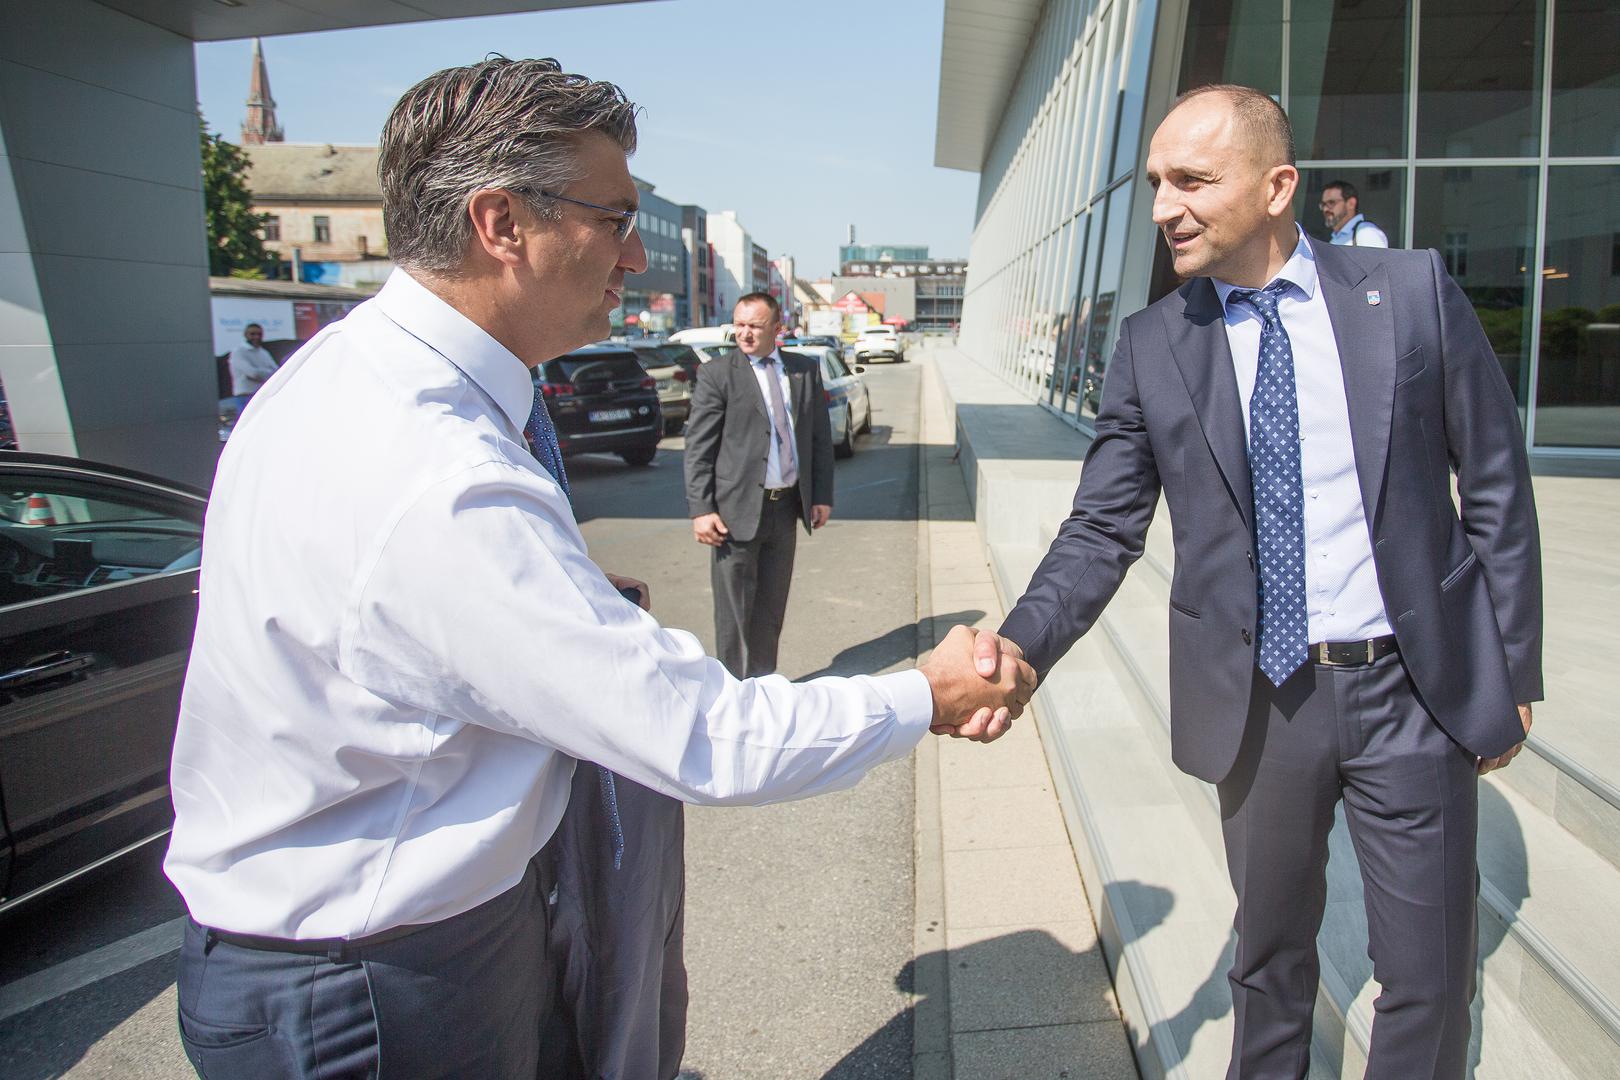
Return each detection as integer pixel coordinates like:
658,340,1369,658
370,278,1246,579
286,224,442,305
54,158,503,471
0,915,186,1022
840,477,900,494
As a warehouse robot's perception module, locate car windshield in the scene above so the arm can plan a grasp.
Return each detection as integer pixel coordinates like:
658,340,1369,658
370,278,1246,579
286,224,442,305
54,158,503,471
656,344,701,366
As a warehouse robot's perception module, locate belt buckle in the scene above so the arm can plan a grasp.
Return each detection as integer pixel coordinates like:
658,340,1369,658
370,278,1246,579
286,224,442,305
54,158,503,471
1366,638,1376,664
766,488,781,501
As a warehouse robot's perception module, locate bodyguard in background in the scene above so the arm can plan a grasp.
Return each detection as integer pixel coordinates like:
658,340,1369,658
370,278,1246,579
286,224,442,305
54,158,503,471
979,85,1540,1077
685,292,834,678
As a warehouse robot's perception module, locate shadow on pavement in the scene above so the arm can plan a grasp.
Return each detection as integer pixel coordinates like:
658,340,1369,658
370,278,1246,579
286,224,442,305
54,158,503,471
823,910,1160,1079
793,610,986,682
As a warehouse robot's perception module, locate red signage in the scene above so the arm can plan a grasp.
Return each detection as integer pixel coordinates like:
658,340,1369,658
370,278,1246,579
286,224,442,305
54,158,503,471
832,292,869,314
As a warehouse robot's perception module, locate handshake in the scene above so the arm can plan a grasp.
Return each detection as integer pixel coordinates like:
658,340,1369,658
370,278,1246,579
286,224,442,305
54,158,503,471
917,625,1034,745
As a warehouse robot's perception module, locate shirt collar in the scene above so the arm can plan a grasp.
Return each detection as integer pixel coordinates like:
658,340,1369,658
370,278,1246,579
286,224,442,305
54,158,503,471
373,269,536,433
1213,226,1318,313
748,348,783,367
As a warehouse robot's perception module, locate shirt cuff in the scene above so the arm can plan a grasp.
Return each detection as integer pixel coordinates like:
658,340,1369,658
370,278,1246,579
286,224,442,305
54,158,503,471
874,669,935,743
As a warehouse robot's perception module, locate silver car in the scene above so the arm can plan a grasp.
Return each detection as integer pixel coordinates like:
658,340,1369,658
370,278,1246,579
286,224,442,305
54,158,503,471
784,345,872,459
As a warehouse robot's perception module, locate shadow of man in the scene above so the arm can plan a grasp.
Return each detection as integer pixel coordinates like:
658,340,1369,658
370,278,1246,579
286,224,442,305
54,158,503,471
823,883,1174,1079
795,610,986,682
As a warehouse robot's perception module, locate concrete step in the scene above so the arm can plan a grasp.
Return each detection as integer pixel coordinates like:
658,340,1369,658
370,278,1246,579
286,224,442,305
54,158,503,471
1094,526,1620,1076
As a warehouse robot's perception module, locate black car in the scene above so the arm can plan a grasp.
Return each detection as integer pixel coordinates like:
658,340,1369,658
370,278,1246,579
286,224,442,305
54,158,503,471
536,345,664,467
0,454,205,915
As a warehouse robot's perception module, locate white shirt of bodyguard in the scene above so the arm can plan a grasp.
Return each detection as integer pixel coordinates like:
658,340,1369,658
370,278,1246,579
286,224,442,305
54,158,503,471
1213,230,1394,644
165,269,932,940
1329,213,1389,248
748,349,798,488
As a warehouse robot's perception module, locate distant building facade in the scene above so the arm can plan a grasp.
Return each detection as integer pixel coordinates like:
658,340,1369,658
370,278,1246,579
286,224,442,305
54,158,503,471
834,245,967,332
707,210,752,316
619,177,685,335
679,204,714,328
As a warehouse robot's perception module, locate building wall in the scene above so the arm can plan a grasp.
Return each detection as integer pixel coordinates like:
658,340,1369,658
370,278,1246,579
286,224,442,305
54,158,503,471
0,0,216,483
962,0,1620,463
831,277,917,323
258,203,386,262
707,211,751,317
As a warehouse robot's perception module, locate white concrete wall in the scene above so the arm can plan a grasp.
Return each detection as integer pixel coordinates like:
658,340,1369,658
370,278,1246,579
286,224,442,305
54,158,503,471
706,210,750,318
0,0,217,484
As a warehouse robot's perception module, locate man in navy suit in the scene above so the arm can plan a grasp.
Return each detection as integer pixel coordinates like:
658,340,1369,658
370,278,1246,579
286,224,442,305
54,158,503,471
975,85,1541,1078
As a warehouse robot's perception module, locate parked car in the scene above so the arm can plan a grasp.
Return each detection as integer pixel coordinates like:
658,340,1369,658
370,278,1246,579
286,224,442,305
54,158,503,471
535,344,663,467
630,342,703,434
0,453,206,915
784,345,872,459
667,326,735,366
853,324,906,363
784,335,842,350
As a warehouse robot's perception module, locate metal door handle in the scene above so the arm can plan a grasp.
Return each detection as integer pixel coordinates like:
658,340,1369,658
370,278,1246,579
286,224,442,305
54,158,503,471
0,650,95,690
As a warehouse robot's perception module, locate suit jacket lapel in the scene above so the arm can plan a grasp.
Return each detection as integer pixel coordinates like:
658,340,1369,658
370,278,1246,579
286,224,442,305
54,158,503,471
1313,239,1395,527
734,351,769,426
1164,278,1253,529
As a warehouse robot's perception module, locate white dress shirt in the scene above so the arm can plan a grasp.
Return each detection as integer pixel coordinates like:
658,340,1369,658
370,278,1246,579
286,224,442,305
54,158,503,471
747,349,798,488
1213,231,1394,643
1330,213,1389,248
227,342,278,395
165,269,931,939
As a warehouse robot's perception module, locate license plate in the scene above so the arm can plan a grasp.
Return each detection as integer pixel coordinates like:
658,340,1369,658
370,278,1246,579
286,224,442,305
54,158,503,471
656,379,674,392
589,408,632,423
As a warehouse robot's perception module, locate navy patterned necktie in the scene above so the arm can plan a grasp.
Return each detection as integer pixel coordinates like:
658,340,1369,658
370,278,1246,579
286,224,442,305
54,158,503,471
524,385,623,870
1230,280,1309,686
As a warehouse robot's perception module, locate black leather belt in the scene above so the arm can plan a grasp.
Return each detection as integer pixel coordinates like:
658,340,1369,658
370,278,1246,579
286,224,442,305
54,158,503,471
201,918,431,960
764,486,797,501
1311,634,1399,666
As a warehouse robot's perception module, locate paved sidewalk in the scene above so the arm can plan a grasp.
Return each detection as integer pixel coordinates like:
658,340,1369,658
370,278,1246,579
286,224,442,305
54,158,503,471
911,349,1139,1080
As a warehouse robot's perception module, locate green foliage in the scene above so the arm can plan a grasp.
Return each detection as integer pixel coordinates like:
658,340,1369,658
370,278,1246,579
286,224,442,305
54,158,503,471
200,115,268,277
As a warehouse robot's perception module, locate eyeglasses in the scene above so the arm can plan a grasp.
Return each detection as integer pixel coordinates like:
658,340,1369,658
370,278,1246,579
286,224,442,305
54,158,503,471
536,189,638,241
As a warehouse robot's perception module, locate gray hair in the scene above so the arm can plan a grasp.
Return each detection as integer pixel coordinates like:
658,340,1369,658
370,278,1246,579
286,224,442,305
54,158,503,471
378,57,638,274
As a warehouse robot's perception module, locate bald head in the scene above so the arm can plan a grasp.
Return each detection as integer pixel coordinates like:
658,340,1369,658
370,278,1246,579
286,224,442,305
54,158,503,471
1172,84,1294,170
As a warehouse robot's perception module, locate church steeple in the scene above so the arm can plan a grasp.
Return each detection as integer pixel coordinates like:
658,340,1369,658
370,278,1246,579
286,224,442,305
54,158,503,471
241,38,284,145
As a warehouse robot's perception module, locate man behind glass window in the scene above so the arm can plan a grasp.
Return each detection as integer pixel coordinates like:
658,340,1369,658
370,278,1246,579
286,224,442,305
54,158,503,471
1321,179,1390,247
163,56,1032,1080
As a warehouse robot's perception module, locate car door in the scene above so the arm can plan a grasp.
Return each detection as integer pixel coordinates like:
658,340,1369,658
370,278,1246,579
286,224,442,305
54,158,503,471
0,457,204,909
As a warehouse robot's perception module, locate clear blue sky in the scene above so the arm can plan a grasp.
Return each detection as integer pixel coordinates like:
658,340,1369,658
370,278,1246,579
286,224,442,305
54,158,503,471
194,0,980,279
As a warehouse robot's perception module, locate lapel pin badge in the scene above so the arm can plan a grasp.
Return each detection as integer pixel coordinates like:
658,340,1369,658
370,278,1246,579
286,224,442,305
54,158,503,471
1366,290,1382,306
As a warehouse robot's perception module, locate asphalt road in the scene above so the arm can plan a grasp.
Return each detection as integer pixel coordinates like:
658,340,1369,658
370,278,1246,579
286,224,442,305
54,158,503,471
0,358,930,1080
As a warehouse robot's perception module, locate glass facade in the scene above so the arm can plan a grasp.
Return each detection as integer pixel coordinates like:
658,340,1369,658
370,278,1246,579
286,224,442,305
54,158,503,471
960,0,1620,460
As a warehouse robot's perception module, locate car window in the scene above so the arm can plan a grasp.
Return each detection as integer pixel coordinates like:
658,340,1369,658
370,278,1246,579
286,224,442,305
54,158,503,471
657,345,701,367
546,354,647,382
0,475,203,607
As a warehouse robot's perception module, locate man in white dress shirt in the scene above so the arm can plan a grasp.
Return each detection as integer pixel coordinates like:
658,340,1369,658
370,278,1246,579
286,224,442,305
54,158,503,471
164,57,1031,1080
224,322,278,409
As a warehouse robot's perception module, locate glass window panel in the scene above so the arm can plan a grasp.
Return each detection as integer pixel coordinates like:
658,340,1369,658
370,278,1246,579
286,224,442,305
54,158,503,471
1177,0,1283,97
1549,0,1620,157
1295,167,1405,247
1534,166,1620,448
1288,0,1408,160
1413,166,1539,408
1082,184,1136,421
1416,0,1544,158
1056,214,1097,417
1111,0,1162,182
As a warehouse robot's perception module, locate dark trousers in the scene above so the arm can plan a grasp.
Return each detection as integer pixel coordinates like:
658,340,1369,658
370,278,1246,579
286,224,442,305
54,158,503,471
175,857,555,1080
1218,652,1479,1080
711,492,800,678
541,763,688,1080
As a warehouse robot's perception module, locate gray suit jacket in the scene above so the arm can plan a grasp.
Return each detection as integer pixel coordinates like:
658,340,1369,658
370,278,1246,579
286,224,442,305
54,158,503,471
1000,238,1543,783
683,349,834,541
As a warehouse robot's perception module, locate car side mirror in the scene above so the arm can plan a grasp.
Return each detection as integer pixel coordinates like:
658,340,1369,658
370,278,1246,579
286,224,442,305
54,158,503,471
854,365,866,374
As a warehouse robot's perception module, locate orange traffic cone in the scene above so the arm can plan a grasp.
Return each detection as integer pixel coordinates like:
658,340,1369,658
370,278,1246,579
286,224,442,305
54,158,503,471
22,493,57,526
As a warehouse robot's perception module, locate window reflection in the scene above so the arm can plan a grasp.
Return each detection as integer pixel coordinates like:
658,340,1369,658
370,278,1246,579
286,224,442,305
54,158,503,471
1290,0,1408,160
1549,0,1620,157
1177,0,1283,96
1534,167,1620,449
1417,0,1544,157
1414,167,1539,408
1082,186,1135,421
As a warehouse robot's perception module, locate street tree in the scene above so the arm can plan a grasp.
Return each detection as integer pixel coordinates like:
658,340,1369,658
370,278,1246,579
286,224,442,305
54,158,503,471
200,115,268,278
